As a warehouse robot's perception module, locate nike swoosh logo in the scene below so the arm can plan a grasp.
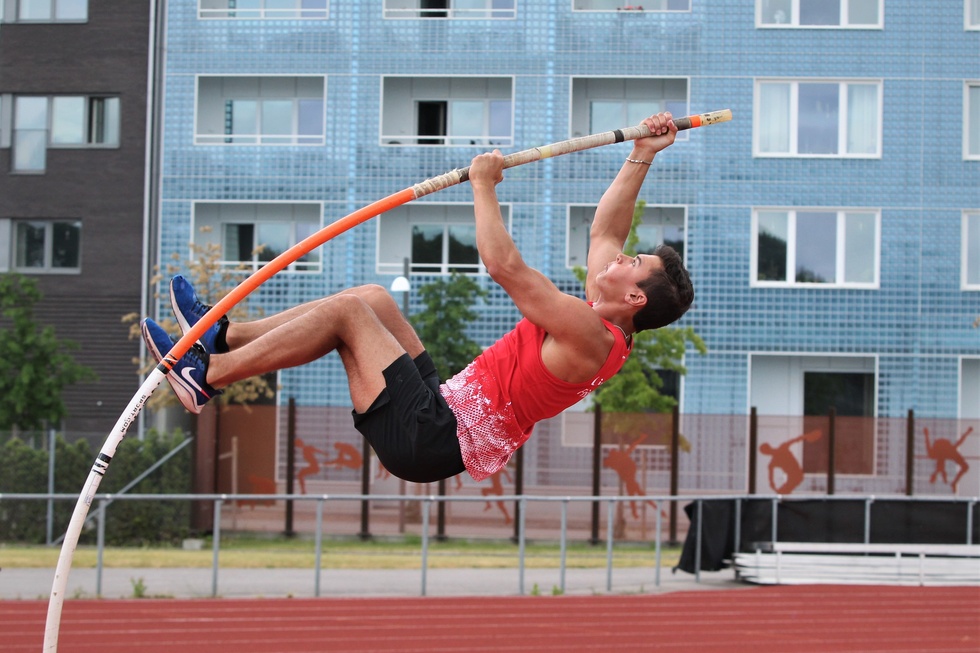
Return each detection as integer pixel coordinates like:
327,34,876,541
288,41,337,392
179,366,209,397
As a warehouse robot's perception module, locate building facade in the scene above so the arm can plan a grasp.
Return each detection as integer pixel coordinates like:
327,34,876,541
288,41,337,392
0,0,151,436
150,0,978,497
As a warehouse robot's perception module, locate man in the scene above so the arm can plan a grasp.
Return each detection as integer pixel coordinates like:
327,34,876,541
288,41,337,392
142,112,692,484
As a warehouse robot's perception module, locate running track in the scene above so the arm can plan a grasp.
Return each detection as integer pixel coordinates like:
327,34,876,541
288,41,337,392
4,585,979,652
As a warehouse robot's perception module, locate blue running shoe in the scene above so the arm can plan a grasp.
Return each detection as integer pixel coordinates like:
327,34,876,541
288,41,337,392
169,275,228,354
141,317,221,414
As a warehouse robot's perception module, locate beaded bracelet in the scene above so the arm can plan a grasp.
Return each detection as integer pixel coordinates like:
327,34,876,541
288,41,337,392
626,157,652,165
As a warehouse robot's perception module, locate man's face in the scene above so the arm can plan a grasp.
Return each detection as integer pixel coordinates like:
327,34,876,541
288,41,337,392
598,253,663,298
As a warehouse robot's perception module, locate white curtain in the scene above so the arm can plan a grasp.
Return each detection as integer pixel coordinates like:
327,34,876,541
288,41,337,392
969,85,980,158
846,84,878,155
968,214,980,286
758,83,790,153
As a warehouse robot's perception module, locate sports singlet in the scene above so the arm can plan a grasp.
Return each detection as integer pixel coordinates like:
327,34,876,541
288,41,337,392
440,308,632,481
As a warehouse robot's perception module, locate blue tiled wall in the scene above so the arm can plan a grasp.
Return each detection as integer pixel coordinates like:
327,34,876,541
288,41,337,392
159,1,980,419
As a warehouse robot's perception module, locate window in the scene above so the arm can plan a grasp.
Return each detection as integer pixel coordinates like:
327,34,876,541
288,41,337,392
966,83,980,160
572,0,690,11
192,202,322,272
964,212,980,290
377,203,500,275
383,0,516,19
570,77,688,138
962,359,980,419
567,204,686,268
11,95,119,172
198,0,328,20
801,371,875,475
757,0,881,28
381,77,513,147
750,355,878,484
51,97,120,146
13,97,48,172
195,77,325,146
968,0,980,29
2,0,87,22
12,220,82,273
755,80,881,157
752,209,879,287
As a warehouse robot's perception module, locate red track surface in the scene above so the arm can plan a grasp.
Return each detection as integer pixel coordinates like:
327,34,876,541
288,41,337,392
4,585,979,652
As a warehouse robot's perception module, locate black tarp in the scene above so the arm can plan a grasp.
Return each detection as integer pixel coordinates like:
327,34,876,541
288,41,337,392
676,498,980,574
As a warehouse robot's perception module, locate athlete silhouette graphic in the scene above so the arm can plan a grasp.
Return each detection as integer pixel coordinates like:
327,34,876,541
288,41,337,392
295,436,330,494
759,429,823,495
924,426,974,493
325,442,363,471
602,434,662,519
481,467,513,524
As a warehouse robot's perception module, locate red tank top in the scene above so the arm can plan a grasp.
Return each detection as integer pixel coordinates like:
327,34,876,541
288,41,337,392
440,307,632,481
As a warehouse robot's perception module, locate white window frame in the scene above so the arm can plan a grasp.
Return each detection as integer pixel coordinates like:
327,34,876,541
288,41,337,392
382,0,516,20
570,76,690,140
10,94,119,172
968,0,980,30
194,76,326,146
566,203,687,270
10,219,82,274
376,202,503,276
963,211,980,290
750,208,880,289
380,76,514,148
753,79,882,158
191,201,324,273
756,0,882,29
966,82,980,160
749,354,879,483
49,96,121,148
198,0,328,20
2,0,87,22
571,0,690,12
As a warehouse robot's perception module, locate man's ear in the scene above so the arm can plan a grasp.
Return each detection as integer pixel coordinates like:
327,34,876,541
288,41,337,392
625,290,647,309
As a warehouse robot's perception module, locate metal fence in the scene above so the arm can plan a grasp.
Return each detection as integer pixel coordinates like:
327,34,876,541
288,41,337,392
2,492,976,598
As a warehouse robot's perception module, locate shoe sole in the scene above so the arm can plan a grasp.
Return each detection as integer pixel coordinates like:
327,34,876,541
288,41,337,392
141,320,206,415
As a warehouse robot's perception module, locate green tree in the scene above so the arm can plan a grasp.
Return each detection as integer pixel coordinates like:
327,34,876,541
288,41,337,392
411,272,488,381
0,274,96,431
574,201,707,414
123,230,274,410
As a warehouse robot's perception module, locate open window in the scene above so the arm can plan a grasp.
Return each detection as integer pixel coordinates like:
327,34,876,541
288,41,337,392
381,76,513,147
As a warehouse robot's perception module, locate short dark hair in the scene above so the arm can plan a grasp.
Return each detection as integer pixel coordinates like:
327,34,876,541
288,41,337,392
632,244,694,332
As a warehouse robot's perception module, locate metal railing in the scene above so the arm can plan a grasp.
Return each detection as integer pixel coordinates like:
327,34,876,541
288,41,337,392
2,492,976,598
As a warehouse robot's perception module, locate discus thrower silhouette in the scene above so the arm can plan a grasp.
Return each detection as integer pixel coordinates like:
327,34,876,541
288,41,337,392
759,429,823,495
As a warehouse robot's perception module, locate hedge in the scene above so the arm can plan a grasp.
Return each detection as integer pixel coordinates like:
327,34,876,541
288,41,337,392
0,429,192,545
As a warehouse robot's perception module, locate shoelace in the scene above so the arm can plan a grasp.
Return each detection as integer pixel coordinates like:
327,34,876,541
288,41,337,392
168,335,210,367
189,299,212,321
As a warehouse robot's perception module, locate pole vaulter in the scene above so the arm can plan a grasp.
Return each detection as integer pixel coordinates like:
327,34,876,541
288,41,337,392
42,109,731,651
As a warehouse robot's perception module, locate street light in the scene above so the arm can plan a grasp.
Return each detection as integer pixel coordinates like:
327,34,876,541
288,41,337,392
389,257,411,533
389,257,411,317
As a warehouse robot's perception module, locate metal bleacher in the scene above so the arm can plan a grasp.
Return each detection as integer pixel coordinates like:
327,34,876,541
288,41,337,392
734,542,980,586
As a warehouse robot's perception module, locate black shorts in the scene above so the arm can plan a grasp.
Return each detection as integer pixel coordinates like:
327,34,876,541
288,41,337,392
352,352,465,484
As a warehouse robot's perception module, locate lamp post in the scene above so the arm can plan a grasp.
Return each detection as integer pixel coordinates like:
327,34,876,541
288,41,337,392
389,258,411,533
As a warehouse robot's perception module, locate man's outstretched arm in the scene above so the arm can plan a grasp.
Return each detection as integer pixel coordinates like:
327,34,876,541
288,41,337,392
585,112,677,301
468,150,607,346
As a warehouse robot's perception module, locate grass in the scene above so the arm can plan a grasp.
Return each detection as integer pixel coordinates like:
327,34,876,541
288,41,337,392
1,536,682,571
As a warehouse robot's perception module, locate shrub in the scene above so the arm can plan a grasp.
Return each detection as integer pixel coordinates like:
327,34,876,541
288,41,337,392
0,429,191,545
